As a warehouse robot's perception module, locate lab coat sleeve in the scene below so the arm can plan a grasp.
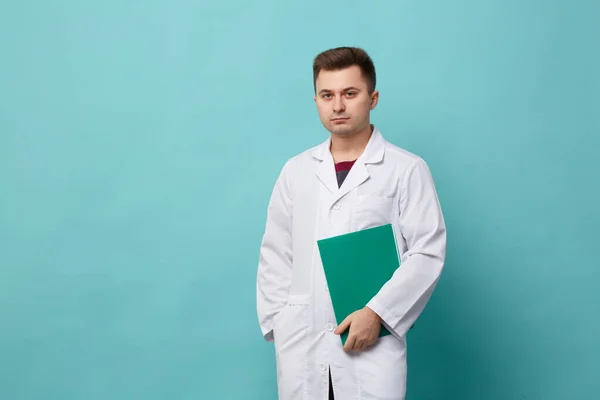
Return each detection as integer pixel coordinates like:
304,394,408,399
256,161,294,342
366,157,446,340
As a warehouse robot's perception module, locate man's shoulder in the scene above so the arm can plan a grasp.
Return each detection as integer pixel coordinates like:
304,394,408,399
382,138,426,172
280,141,323,172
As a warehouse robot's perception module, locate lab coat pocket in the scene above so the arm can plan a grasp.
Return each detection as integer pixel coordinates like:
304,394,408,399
273,294,310,399
353,194,395,231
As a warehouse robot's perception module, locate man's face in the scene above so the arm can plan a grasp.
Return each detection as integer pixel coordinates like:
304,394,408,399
314,65,378,137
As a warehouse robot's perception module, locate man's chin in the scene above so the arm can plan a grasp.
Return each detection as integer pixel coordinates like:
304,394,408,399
329,125,357,137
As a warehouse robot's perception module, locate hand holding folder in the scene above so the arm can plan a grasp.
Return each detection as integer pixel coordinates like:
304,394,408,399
317,223,401,346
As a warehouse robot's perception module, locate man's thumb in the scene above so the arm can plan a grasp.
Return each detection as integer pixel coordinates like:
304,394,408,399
334,315,352,335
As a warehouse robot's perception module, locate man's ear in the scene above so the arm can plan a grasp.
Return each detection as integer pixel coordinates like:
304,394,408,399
370,90,379,110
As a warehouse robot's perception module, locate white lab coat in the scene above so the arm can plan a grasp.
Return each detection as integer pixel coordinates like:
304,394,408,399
256,127,446,400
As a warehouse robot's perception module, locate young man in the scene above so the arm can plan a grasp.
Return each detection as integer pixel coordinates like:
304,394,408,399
256,47,446,400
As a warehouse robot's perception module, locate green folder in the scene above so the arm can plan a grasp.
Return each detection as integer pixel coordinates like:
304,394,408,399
317,223,401,346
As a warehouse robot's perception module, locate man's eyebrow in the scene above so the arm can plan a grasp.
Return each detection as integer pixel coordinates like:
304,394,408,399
318,87,361,94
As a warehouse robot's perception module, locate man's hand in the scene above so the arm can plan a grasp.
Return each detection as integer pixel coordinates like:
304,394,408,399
334,306,382,352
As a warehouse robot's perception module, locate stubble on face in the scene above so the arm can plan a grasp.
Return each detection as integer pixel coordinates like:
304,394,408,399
314,66,377,139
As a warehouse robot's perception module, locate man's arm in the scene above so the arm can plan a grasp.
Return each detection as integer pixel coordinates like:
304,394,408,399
256,161,294,342
366,157,447,340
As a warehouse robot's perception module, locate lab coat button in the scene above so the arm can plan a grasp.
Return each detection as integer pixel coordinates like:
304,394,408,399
332,203,341,210
320,364,327,372
325,323,334,331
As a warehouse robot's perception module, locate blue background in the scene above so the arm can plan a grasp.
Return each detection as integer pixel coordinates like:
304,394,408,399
1,0,598,399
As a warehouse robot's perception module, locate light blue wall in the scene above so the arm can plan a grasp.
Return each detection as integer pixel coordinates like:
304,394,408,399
1,1,598,399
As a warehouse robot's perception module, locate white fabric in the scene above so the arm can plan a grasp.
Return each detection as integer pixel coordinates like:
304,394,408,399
257,127,447,399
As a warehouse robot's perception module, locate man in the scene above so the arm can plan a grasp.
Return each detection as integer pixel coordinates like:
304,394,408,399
256,47,446,400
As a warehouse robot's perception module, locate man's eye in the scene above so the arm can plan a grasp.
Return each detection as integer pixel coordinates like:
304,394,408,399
346,92,356,97
322,94,332,99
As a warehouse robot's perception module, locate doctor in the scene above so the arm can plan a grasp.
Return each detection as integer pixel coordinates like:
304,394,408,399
256,46,446,400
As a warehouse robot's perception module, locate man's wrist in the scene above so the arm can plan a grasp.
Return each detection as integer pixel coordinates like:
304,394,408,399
364,306,382,322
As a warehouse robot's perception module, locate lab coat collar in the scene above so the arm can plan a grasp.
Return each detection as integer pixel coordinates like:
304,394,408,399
312,125,386,201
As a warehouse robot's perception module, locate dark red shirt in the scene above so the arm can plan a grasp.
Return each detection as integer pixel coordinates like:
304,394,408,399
335,160,356,187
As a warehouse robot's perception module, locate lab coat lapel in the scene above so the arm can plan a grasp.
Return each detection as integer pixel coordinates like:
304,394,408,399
333,159,369,203
315,153,339,195
313,136,339,195
312,126,385,204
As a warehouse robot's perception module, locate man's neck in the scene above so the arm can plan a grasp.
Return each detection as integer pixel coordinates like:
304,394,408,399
330,124,373,163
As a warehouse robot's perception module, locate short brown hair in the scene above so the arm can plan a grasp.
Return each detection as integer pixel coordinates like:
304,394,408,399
312,46,376,93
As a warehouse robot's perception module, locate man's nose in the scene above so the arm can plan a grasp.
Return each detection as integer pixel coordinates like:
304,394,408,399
333,96,345,112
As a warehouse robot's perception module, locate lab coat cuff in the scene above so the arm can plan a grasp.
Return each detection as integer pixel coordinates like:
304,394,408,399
262,327,274,342
366,298,403,340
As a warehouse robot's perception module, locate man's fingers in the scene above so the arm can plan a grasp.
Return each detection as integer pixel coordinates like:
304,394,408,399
360,340,371,351
354,339,364,352
346,337,368,353
343,334,356,352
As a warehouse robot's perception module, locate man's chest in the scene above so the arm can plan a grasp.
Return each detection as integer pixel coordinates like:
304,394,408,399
290,169,400,238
